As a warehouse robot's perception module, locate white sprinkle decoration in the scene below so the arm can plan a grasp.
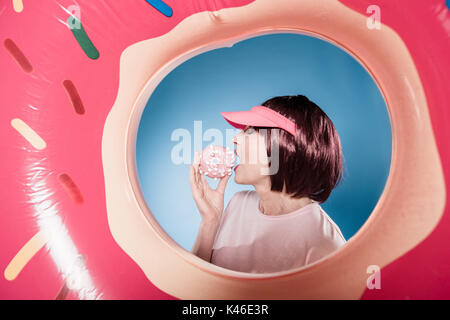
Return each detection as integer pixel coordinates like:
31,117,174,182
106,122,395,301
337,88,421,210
199,145,237,180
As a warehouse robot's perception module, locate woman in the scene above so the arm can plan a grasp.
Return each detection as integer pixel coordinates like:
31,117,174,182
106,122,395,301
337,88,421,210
189,95,346,273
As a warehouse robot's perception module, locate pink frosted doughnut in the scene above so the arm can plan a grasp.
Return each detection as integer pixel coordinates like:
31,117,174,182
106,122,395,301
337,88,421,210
199,145,235,180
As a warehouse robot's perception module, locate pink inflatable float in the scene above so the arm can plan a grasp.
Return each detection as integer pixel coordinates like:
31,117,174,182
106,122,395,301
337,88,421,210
1,0,449,299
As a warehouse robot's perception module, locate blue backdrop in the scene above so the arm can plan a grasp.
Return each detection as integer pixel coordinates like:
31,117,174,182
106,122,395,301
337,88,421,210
136,33,391,251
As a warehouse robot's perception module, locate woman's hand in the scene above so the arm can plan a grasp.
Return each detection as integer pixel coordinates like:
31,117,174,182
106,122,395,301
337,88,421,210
189,151,231,223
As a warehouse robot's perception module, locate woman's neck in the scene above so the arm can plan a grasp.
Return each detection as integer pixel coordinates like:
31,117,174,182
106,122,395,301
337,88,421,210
253,181,313,216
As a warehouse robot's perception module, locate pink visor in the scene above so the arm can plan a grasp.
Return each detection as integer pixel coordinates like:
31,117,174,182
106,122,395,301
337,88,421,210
221,105,297,136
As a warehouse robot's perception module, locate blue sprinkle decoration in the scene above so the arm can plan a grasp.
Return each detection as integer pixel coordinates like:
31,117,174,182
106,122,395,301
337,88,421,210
145,0,173,17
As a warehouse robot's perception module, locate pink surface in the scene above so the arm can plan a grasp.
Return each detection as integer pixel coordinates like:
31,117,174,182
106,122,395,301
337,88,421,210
0,0,254,300
338,0,450,299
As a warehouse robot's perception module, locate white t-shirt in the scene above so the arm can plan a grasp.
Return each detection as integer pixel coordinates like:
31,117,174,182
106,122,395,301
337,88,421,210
211,190,346,273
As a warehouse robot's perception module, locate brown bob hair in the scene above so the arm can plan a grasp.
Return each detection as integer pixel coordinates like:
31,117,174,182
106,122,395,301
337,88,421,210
253,95,343,203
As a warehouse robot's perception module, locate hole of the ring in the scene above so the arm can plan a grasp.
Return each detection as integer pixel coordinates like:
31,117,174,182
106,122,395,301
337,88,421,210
136,32,392,277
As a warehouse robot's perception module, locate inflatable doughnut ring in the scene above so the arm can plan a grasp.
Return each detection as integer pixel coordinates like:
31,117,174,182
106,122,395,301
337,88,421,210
199,145,235,180
1,0,449,299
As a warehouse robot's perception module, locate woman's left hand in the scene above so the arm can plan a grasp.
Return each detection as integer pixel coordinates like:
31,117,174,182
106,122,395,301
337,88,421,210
189,151,231,223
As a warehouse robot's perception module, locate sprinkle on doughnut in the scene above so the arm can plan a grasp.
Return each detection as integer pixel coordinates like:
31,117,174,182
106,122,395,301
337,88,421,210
57,173,84,204
63,80,85,115
145,0,173,17
199,145,235,179
67,15,99,60
4,231,46,281
3,39,33,73
12,0,23,13
55,281,69,300
10,118,46,150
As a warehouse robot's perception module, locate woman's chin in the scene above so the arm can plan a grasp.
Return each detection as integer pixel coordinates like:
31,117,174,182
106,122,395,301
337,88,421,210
234,174,249,185
233,166,249,185
233,172,243,185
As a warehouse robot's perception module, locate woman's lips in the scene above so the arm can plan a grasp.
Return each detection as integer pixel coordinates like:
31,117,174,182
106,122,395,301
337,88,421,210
234,164,239,171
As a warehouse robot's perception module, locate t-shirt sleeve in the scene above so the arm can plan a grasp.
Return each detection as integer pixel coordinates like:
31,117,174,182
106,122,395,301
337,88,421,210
304,231,346,265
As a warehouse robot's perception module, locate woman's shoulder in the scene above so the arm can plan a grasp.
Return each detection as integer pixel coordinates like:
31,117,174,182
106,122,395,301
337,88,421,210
230,190,257,203
219,190,256,227
314,205,347,244
224,190,257,215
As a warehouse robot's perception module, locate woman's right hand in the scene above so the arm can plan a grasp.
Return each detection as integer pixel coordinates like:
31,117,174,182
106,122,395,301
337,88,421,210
189,151,231,223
